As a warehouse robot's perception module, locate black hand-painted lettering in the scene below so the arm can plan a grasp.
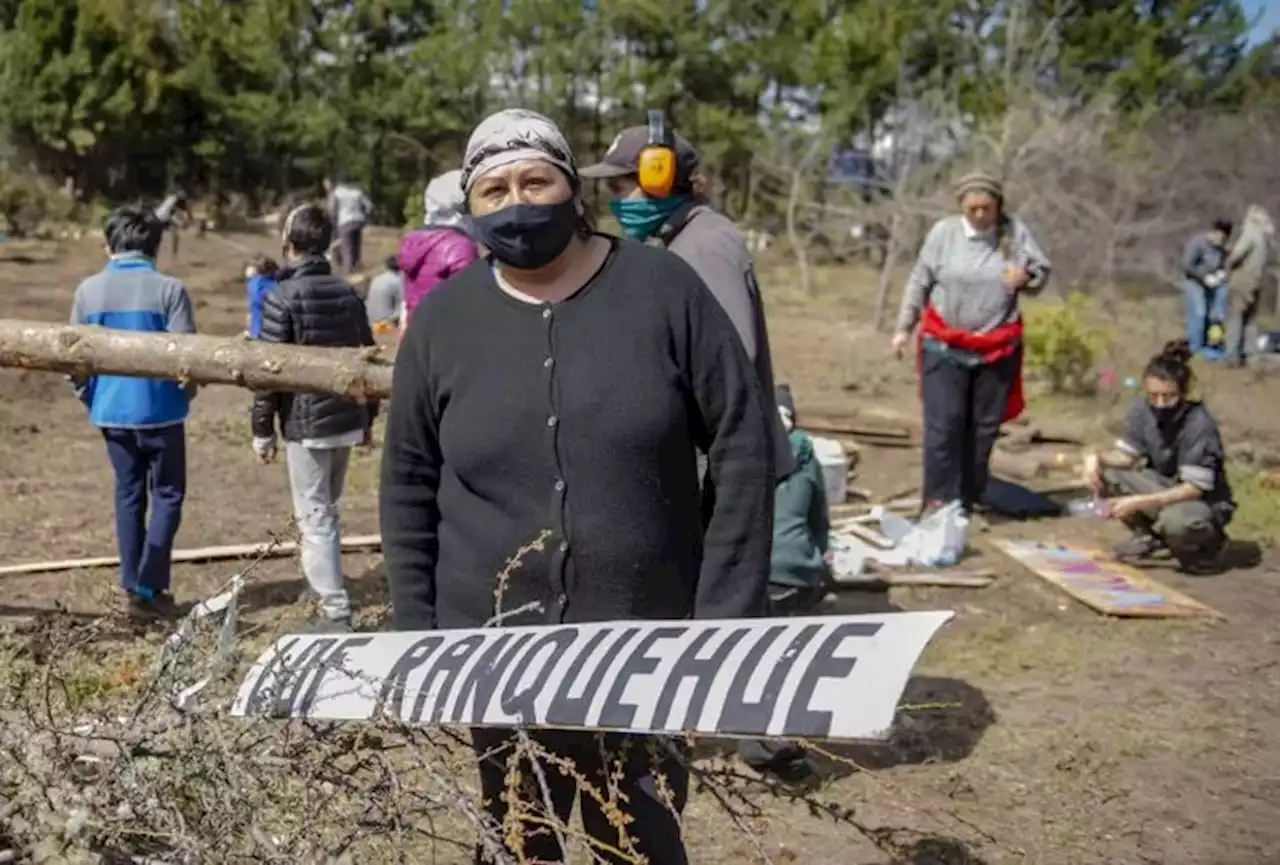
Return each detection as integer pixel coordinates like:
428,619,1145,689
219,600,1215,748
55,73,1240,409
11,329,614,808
545,628,638,728
374,635,444,721
274,638,339,717
243,637,300,715
719,624,821,735
451,632,536,723
784,622,882,738
499,627,579,724
297,636,374,716
652,627,749,732
410,634,487,724
596,627,685,729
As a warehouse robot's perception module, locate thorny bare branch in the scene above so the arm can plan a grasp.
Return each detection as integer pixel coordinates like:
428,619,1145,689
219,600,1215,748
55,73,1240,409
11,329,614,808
0,531,1001,863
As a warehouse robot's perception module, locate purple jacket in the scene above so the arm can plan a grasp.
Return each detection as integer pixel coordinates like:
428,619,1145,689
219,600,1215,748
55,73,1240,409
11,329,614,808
399,227,479,325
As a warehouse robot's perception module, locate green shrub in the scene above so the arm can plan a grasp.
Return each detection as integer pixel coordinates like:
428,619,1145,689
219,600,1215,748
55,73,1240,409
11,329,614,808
1023,293,1110,394
402,185,424,229
0,166,64,237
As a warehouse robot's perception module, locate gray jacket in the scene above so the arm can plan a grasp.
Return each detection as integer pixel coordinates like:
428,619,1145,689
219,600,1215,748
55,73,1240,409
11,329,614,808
896,214,1051,334
664,205,795,480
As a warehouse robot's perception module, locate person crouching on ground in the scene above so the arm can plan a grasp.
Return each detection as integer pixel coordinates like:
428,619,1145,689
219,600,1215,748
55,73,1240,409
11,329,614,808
397,169,479,335
366,255,403,334
251,204,378,633
379,108,774,865
769,384,832,615
69,205,198,618
244,254,279,338
1081,339,1234,572
891,171,1051,515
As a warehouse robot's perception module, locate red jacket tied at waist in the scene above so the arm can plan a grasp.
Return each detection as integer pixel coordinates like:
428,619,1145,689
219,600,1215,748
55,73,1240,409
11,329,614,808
918,304,1026,422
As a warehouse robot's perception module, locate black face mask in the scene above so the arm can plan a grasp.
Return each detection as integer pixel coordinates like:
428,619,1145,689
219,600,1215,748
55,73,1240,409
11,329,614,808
1152,404,1182,427
469,198,579,270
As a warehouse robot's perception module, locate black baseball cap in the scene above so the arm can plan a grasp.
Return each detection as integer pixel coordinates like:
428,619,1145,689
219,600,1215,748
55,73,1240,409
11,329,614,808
580,126,701,185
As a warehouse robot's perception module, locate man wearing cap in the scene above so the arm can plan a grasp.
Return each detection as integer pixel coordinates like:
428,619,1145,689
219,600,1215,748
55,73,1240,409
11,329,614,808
583,126,801,781
581,126,794,481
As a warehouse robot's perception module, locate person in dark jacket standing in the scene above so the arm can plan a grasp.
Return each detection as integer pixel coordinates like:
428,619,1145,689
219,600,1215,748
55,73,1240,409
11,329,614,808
70,205,197,618
380,108,774,865
252,204,378,632
581,123,793,481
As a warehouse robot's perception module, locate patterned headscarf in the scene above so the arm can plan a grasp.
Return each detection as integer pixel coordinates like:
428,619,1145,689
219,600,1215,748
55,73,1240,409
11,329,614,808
953,171,1004,203
422,170,466,229
460,109,577,194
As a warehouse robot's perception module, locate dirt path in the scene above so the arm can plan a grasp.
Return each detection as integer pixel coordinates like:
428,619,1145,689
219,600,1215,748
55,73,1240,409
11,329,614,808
1,234,1277,863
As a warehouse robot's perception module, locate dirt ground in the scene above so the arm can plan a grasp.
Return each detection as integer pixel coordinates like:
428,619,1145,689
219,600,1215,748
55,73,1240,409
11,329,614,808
1,230,1279,864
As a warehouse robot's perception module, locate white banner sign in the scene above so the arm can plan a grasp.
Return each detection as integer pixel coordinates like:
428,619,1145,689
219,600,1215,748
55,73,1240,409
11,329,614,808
231,611,953,741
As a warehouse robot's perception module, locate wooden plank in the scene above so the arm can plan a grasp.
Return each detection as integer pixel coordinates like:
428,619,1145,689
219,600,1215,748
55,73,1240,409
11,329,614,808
799,416,913,440
989,537,1224,619
830,521,894,549
0,535,383,578
833,568,995,588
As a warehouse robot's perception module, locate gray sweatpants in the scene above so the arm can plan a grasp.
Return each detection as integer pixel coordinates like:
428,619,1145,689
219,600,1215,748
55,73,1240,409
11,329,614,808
286,442,353,619
1102,467,1223,553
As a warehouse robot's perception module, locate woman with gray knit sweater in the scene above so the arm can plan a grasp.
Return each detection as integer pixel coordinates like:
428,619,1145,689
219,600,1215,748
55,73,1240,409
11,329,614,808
891,172,1051,513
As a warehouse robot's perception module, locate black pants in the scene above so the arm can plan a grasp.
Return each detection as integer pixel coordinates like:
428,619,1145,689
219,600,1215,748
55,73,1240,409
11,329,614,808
470,727,689,865
921,346,1018,509
336,222,363,273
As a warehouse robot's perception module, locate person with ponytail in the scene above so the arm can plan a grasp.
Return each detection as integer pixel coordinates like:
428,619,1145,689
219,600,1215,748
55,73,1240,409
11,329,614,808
1081,339,1234,572
891,171,1051,515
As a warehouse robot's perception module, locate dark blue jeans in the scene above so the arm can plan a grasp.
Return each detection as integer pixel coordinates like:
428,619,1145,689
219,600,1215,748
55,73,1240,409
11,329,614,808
102,424,187,597
1183,279,1228,353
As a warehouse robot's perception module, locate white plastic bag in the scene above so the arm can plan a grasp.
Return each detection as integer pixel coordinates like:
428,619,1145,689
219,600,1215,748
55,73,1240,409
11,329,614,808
873,501,969,567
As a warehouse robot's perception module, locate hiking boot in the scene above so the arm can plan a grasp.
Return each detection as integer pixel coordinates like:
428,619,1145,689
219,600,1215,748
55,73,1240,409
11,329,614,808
1174,534,1227,575
1112,532,1166,562
127,591,181,621
308,614,352,634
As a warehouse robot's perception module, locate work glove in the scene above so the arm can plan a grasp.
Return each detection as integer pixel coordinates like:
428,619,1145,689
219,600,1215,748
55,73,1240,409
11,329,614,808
252,435,277,464
1203,270,1225,288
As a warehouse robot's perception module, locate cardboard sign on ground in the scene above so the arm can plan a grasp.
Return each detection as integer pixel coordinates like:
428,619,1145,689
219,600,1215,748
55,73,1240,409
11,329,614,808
231,612,954,742
991,537,1223,619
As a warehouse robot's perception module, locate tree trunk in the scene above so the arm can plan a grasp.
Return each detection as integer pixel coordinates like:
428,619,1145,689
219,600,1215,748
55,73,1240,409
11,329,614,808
0,320,393,400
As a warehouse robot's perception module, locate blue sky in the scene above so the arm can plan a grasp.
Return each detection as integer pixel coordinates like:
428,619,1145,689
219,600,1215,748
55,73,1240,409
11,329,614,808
1244,0,1278,43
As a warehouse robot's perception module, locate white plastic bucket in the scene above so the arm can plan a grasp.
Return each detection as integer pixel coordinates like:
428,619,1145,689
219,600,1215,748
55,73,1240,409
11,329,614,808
810,436,848,506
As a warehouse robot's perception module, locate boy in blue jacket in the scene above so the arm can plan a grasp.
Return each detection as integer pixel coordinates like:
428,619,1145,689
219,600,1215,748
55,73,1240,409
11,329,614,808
69,205,198,617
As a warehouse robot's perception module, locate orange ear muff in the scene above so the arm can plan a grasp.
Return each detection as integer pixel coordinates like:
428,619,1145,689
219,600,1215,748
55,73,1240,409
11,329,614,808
637,109,677,198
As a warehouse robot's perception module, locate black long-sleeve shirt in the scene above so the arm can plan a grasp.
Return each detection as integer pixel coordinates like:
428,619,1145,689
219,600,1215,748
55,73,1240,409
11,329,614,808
379,237,775,631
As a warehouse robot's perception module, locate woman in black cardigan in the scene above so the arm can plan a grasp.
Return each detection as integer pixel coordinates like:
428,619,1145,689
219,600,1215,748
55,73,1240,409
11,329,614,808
379,108,775,865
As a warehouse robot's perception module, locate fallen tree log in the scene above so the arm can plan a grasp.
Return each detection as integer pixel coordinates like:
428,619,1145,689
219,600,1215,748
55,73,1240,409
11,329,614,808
0,320,394,399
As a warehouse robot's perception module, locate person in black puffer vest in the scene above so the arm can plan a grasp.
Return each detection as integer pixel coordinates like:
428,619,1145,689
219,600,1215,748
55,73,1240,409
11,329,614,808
251,203,378,632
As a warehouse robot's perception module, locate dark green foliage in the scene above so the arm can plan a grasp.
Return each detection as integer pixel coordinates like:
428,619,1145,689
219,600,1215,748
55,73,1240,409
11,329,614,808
0,0,1268,223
